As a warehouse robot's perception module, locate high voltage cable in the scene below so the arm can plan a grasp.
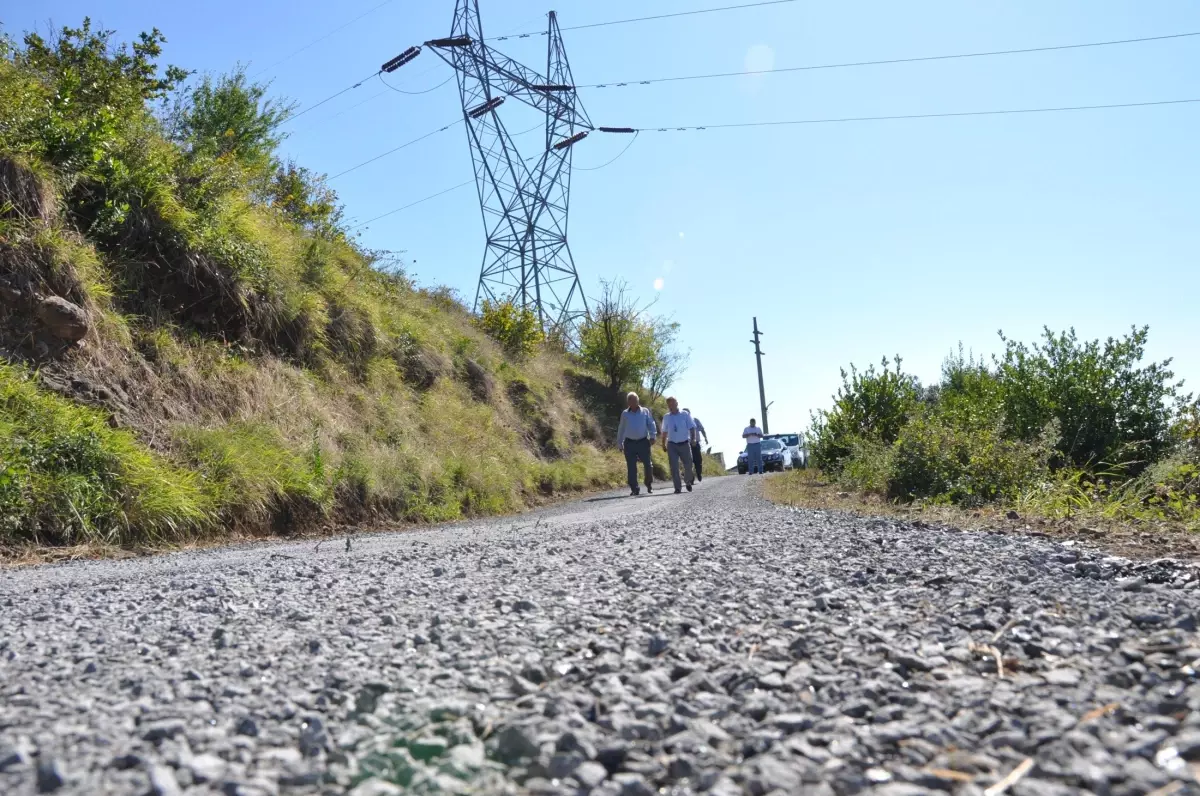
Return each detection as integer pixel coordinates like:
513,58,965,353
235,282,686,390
283,71,381,124
252,0,398,78
351,180,477,229
329,118,544,182
353,96,1199,228
379,71,454,95
574,132,641,170
620,97,1200,132
579,31,1200,89
493,0,798,40
329,119,465,181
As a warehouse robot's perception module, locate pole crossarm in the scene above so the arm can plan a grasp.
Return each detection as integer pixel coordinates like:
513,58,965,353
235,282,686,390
426,41,594,130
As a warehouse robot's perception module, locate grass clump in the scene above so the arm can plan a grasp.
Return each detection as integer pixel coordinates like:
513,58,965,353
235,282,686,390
0,362,209,546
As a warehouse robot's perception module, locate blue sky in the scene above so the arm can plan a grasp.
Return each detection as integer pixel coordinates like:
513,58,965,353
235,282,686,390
9,0,1200,461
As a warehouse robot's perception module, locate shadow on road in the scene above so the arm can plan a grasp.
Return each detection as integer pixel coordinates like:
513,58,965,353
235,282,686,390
585,493,669,503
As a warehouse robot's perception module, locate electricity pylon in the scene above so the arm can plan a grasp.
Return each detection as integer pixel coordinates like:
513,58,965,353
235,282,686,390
422,1,592,335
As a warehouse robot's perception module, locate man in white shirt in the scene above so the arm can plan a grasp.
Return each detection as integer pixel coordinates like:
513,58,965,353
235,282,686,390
743,418,765,475
683,408,709,482
659,396,696,493
616,392,657,496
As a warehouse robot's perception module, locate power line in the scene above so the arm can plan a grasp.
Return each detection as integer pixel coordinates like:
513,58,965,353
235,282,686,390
351,180,476,229
328,118,464,181
493,0,799,40
283,70,381,124
378,71,454,95
619,97,1200,132
252,0,398,78
579,31,1200,89
355,96,1198,228
574,132,641,171
330,119,543,182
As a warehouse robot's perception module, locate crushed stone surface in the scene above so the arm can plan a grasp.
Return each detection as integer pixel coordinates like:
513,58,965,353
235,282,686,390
4,476,1200,794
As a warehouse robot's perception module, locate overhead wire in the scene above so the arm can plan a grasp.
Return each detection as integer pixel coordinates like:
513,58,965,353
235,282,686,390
378,71,454,95
615,97,1200,133
579,30,1200,89
330,117,543,181
573,131,641,171
328,118,465,181
282,70,382,124
354,96,1199,228
351,180,476,229
252,0,398,78
494,0,799,40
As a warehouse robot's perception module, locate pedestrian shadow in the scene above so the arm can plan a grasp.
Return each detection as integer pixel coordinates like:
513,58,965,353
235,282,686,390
584,492,668,503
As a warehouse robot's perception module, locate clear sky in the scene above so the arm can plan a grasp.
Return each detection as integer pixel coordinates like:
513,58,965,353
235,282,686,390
8,1,1200,462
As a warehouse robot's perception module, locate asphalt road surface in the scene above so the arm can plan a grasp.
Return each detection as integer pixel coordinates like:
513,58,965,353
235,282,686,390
3,476,1200,795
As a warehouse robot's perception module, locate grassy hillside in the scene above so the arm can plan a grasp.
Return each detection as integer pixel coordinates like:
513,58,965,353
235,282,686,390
0,21,718,552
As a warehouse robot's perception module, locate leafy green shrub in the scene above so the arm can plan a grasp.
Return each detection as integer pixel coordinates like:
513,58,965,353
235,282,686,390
809,356,920,473
478,299,544,359
0,363,209,544
995,326,1188,473
889,412,1054,506
838,437,895,495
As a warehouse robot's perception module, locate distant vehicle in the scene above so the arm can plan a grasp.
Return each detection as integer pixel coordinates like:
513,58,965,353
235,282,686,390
736,438,793,474
766,432,806,469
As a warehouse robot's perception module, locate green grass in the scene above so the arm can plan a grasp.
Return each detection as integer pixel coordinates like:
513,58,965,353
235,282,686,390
0,363,210,546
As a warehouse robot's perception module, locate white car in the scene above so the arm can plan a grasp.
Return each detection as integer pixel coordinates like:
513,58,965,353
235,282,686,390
766,432,806,469
737,438,793,473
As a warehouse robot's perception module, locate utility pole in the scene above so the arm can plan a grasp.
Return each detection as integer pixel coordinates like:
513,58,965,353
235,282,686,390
751,317,769,434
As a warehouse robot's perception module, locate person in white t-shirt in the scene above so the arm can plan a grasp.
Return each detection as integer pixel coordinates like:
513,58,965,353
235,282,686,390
743,419,765,474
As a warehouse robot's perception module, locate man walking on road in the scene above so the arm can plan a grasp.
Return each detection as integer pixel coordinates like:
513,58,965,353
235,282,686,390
617,392,656,496
683,408,709,482
660,396,696,493
743,418,765,475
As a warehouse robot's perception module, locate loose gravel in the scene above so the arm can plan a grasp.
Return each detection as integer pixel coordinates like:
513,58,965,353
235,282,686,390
4,476,1200,795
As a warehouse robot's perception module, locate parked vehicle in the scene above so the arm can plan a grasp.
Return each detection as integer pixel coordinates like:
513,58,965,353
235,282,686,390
736,438,793,473
766,432,806,469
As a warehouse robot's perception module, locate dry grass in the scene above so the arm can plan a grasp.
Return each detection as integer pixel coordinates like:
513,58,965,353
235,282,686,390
764,469,1200,561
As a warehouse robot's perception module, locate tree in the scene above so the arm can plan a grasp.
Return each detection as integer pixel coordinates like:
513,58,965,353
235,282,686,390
643,317,689,400
578,279,658,393
168,64,293,175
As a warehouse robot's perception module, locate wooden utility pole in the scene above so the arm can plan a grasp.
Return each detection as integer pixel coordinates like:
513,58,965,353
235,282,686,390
751,317,769,434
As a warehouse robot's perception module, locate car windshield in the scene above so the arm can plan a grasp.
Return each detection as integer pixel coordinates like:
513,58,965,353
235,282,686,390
762,439,783,450
779,434,800,446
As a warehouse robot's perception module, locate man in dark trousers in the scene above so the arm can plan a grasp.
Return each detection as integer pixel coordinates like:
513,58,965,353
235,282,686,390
660,396,696,493
683,408,709,482
616,391,656,496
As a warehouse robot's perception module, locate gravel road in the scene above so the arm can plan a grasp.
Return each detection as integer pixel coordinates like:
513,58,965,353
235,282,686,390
4,475,1200,796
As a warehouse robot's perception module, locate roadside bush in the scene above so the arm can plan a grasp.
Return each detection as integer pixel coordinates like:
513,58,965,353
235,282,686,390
995,326,1188,473
890,412,1054,506
838,436,894,495
810,356,920,473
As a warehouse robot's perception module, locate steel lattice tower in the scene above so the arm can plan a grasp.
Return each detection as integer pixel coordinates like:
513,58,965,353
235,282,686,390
425,2,592,335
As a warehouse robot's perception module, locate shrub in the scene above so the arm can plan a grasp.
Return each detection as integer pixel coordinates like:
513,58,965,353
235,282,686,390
478,299,544,359
809,356,920,473
995,326,1188,473
889,411,1054,506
